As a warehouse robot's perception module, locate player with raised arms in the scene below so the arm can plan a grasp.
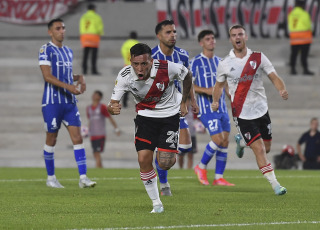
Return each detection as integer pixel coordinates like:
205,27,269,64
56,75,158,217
212,24,288,195
39,18,96,188
108,43,192,213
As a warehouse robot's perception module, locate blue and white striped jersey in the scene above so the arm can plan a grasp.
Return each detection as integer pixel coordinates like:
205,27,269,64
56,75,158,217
39,42,76,105
190,53,227,114
152,45,189,92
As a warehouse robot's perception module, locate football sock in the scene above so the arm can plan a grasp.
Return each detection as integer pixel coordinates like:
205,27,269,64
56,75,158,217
215,147,228,180
155,157,168,184
199,141,219,169
140,169,161,206
74,144,87,176
159,182,170,190
178,143,192,154
260,163,280,189
44,144,55,176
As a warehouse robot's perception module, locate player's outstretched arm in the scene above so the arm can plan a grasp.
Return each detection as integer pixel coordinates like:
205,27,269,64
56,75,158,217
211,81,225,111
107,100,122,115
40,65,81,95
268,72,288,100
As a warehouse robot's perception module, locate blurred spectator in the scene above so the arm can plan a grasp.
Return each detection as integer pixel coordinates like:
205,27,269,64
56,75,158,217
86,90,120,168
297,117,320,169
273,145,299,169
120,31,139,107
79,4,104,75
288,0,314,75
178,101,198,169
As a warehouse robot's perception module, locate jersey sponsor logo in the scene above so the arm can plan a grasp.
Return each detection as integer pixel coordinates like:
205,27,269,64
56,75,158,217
56,61,72,67
156,82,165,91
233,74,258,84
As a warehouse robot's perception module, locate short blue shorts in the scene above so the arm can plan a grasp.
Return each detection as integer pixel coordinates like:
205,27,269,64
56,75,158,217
42,103,81,133
180,116,189,130
198,112,230,136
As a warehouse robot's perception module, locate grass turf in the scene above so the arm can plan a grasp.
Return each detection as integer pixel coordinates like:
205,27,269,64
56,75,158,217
0,168,319,230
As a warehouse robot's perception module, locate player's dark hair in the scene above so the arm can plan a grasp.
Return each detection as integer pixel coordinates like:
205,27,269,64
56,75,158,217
130,31,138,39
198,30,215,42
88,4,96,10
130,43,151,58
94,90,103,98
310,117,318,123
229,24,246,34
47,18,64,29
155,20,175,35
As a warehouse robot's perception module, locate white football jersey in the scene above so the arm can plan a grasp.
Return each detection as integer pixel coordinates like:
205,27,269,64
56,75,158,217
111,59,188,118
216,48,276,120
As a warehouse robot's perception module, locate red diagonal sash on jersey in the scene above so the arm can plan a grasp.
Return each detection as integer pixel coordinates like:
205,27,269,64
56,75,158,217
136,60,169,112
231,52,261,117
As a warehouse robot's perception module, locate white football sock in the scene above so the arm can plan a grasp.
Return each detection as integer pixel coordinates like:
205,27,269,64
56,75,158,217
260,163,280,190
140,170,162,206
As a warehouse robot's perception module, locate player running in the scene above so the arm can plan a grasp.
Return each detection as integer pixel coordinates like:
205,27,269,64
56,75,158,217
191,30,234,186
107,43,192,213
212,24,288,195
152,19,198,196
39,18,96,188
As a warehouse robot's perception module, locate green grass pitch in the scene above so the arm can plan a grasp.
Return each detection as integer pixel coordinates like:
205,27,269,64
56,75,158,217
0,168,319,230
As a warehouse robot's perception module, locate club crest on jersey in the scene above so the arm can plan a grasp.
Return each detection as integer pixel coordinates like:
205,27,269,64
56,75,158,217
245,132,251,140
156,82,165,91
249,61,257,69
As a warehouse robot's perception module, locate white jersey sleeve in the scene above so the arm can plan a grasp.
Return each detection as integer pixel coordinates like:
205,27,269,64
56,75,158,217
111,67,129,101
260,52,276,75
216,61,227,82
168,61,188,81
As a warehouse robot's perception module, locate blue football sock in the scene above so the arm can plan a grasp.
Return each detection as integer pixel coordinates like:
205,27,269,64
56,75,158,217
155,157,168,184
215,148,228,176
44,145,55,176
74,144,87,176
200,141,219,166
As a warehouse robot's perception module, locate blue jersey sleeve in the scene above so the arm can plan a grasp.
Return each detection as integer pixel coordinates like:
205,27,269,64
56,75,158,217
39,44,51,66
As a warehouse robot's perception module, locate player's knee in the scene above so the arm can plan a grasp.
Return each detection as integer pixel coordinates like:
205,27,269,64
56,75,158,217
158,151,176,170
222,138,229,148
178,143,192,154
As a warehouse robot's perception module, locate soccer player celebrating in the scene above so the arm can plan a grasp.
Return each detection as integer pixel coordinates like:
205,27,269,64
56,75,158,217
152,20,198,196
39,18,96,188
212,24,288,195
191,30,234,186
108,43,192,213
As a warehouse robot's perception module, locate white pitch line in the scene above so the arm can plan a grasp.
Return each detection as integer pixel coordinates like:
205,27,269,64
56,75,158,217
0,175,319,183
74,220,320,230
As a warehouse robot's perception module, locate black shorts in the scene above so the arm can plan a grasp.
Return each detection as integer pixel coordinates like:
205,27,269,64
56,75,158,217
134,114,180,153
233,112,272,146
91,138,105,153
